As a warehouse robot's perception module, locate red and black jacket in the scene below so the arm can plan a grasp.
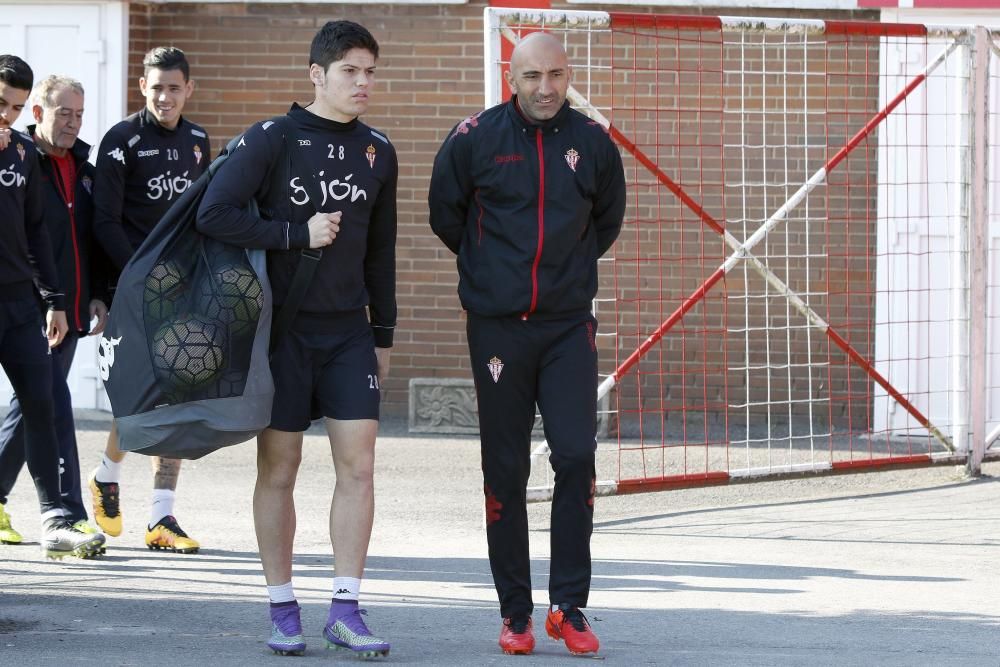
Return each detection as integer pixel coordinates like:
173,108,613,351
429,99,626,319
29,127,111,333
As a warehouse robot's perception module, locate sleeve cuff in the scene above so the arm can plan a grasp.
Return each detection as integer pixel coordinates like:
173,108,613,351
46,294,66,311
372,325,394,348
288,222,311,249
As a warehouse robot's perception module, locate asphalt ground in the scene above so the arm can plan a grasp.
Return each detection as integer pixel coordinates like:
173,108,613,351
1,410,998,666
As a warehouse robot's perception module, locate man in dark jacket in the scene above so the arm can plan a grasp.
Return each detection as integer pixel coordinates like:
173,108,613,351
0,75,109,550
0,55,104,559
429,32,626,657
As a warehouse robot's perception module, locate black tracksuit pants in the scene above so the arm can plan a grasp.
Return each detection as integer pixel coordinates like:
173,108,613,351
467,311,598,618
0,332,84,521
0,298,61,515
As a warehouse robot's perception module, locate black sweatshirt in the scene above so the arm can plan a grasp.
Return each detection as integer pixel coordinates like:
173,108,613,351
0,130,64,311
429,99,626,319
197,104,397,348
93,108,211,270
28,126,111,333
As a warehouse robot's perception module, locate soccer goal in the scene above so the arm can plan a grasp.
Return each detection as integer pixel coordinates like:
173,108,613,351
483,8,1000,501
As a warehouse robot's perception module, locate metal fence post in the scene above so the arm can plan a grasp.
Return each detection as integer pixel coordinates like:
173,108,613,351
967,26,990,477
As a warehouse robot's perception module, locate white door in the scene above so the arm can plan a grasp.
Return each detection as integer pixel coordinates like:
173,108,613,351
0,2,126,411
875,9,1000,446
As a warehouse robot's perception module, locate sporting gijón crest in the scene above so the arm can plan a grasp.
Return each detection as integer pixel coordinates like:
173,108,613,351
488,356,504,383
565,148,580,172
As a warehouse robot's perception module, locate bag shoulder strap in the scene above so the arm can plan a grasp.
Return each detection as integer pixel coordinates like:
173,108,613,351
265,114,325,353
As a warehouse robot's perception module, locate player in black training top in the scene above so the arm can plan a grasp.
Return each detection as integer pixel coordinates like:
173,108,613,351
89,47,210,555
198,20,396,659
0,54,105,560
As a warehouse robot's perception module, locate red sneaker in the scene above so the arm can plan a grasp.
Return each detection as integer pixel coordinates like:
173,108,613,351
499,615,535,655
545,605,599,655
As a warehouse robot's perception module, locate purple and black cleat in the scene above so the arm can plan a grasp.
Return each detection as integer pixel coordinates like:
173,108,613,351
267,602,306,656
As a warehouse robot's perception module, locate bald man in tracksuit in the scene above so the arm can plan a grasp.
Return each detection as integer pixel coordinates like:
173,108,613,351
429,32,625,658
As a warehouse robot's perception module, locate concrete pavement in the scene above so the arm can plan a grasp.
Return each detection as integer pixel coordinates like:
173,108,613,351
1,411,998,665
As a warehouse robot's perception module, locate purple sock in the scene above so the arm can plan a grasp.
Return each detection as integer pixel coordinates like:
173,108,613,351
327,598,358,625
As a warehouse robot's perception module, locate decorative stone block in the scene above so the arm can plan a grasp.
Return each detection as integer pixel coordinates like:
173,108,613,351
408,377,611,438
408,378,479,434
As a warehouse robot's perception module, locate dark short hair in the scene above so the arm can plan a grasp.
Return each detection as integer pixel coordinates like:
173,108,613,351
310,21,379,71
0,55,33,92
143,46,190,81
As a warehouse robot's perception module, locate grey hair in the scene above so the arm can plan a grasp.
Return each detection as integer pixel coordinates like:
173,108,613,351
31,74,84,108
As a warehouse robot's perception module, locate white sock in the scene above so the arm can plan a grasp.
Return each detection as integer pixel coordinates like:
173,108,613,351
94,454,122,484
268,582,296,604
149,489,175,527
551,604,560,613
332,577,361,601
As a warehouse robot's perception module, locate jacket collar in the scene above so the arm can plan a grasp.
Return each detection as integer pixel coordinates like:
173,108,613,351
288,102,359,133
506,97,571,135
139,107,185,137
26,124,92,164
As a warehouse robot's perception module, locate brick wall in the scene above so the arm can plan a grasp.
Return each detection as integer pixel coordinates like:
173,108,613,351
127,2,880,424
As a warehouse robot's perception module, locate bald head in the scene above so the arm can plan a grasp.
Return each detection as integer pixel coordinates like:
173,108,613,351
505,32,570,123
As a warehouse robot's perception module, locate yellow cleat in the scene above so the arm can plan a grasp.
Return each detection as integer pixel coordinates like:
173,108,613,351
72,519,107,556
146,515,199,554
88,472,122,537
0,503,23,545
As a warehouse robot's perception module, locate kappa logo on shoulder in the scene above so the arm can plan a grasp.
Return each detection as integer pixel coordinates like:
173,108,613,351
97,334,123,381
107,147,126,165
449,112,484,140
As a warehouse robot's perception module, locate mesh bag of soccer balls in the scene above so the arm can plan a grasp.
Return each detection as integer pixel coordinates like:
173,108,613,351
141,233,264,404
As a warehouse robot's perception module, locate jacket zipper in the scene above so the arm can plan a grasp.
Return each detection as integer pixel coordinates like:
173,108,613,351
523,130,545,320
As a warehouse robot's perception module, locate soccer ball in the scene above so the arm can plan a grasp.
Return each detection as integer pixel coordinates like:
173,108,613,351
197,262,264,338
151,314,226,392
213,368,249,399
143,259,188,324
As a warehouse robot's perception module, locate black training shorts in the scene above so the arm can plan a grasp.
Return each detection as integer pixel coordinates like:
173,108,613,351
268,311,380,431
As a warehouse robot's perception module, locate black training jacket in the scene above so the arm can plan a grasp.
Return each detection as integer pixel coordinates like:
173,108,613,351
0,130,64,311
196,103,398,348
93,108,211,270
429,99,626,319
28,126,111,333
